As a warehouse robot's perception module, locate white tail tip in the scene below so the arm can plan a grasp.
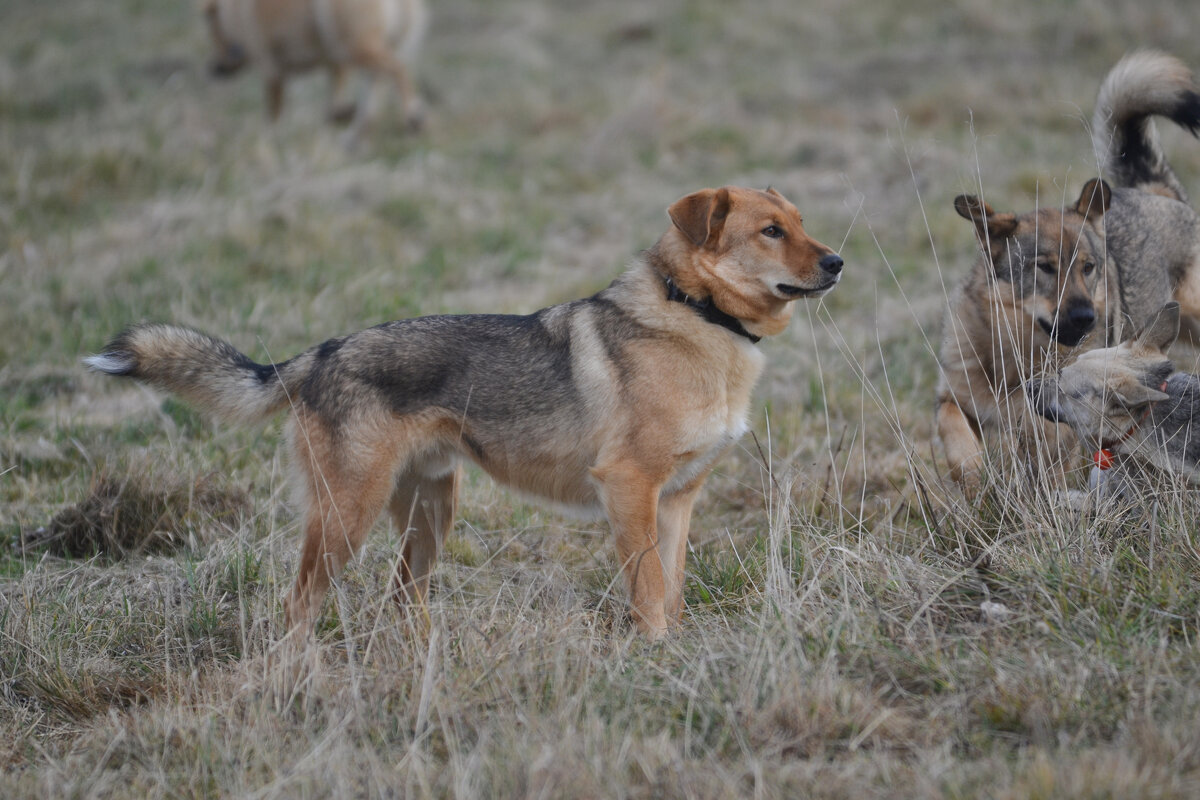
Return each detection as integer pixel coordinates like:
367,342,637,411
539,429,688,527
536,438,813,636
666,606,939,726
84,353,135,375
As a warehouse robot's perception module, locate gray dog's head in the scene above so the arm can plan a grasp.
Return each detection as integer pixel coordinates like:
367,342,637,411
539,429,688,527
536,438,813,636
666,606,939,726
1025,302,1179,449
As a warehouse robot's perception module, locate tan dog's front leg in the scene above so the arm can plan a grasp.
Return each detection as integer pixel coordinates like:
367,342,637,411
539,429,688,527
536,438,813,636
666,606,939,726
657,486,701,624
285,477,392,639
936,399,984,499
596,462,669,638
283,413,399,639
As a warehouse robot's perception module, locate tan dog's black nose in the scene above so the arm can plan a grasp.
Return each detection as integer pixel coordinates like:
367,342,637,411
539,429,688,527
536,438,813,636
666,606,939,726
819,253,844,276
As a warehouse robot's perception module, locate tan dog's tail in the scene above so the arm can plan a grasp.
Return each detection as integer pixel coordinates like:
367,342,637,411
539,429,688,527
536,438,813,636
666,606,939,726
1092,51,1200,203
85,324,313,425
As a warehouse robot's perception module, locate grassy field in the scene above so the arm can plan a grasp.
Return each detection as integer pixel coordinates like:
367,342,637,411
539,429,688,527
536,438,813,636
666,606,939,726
4,0,1200,796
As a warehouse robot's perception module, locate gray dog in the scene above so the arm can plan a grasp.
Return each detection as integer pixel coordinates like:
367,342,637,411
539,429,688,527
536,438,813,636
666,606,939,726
1026,302,1200,498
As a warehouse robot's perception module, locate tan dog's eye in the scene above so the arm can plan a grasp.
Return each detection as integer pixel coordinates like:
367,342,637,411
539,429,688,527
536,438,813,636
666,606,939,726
761,225,784,239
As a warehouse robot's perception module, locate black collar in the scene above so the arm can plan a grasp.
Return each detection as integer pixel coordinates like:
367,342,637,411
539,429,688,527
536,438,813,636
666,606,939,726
664,277,761,344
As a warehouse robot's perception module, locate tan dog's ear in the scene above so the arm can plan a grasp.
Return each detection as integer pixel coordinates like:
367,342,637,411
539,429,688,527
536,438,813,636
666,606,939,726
1074,178,1112,223
668,188,731,248
953,194,1017,241
1135,301,1181,353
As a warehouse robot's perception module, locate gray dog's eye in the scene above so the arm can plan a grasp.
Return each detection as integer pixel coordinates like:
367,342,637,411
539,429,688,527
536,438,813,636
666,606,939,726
1036,259,1054,273
1082,260,1096,275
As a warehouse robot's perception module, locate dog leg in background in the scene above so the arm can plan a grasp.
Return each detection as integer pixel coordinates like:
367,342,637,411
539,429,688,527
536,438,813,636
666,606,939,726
376,48,424,130
656,486,701,624
595,461,669,638
388,466,460,610
326,65,356,124
344,46,424,146
341,72,382,149
265,72,286,121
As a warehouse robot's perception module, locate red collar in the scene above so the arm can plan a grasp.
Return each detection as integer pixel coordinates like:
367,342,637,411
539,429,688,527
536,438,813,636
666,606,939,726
1093,381,1167,470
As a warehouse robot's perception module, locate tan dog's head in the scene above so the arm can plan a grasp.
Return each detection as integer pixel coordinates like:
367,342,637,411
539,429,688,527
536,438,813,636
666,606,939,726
661,186,842,338
203,0,249,78
954,179,1111,348
1026,302,1178,449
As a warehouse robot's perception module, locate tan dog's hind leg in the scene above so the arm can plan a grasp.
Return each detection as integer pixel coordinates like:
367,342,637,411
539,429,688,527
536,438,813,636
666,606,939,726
937,399,984,499
596,461,669,638
657,486,700,624
283,413,402,638
388,466,460,610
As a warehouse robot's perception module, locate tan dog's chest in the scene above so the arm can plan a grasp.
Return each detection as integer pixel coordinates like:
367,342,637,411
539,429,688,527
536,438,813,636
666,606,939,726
493,339,762,516
499,404,754,521
662,413,750,496
636,335,763,496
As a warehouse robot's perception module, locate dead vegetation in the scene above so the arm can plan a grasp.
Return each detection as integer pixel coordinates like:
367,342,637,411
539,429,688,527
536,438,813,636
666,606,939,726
22,466,250,559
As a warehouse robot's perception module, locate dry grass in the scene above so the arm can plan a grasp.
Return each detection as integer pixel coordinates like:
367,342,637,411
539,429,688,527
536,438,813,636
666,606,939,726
21,464,250,559
3,0,1200,796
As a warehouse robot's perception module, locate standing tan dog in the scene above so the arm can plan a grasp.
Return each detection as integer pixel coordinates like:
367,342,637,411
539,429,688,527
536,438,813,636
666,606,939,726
936,52,1200,497
86,187,843,640
204,0,427,141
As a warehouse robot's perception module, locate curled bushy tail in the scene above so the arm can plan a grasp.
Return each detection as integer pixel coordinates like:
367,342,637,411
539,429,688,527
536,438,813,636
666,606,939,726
85,324,314,425
1093,51,1200,203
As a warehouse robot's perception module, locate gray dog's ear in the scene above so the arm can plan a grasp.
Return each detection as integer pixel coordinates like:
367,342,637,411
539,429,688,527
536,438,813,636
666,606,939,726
953,194,1017,242
1112,381,1170,410
668,188,731,248
1135,301,1181,353
1074,178,1112,223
